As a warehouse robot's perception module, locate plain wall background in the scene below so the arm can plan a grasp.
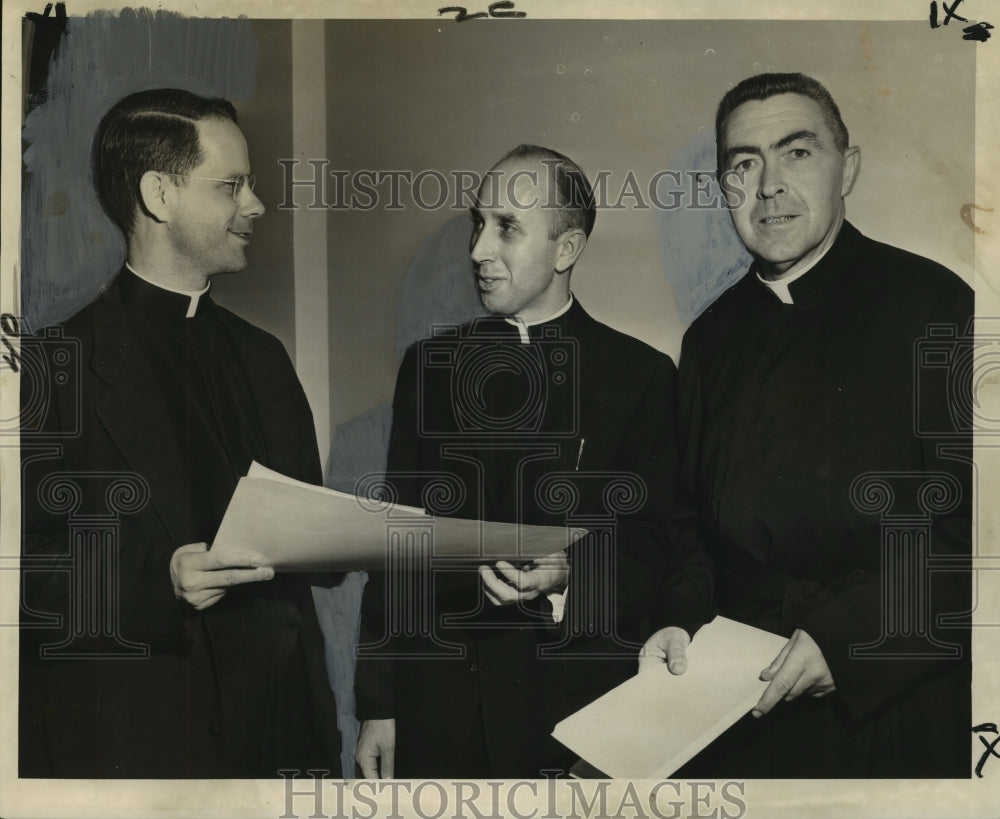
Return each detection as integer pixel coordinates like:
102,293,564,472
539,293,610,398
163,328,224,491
212,20,297,360
21,17,976,449
319,19,974,442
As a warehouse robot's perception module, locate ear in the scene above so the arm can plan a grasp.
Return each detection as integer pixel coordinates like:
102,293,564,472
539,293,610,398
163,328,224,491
841,146,861,198
554,228,588,274
138,170,173,223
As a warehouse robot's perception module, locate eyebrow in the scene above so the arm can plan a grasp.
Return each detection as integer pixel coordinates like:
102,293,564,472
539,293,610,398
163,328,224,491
774,130,822,150
211,166,251,180
468,206,522,224
723,129,823,164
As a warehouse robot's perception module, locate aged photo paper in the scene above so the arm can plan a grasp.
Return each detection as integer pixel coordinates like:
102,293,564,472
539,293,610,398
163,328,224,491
2,0,998,816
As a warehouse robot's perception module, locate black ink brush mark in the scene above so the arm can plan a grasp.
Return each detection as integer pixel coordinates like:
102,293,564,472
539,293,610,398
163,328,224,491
438,2,527,23
1,338,19,373
439,5,489,21
929,0,969,28
963,21,994,41
1,314,29,373
487,1,527,19
24,2,69,111
972,723,1000,778
25,1,67,26
929,1,992,42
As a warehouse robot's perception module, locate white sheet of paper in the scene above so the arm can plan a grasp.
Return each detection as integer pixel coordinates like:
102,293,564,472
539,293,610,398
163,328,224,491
552,616,789,778
211,461,588,570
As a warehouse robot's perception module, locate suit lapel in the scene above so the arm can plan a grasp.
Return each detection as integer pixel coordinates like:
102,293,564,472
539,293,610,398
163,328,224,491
92,277,190,546
212,308,294,475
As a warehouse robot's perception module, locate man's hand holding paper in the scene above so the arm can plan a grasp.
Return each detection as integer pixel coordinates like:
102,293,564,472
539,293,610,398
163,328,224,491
552,617,788,778
751,628,835,718
479,550,570,606
638,625,691,676
170,541,274,611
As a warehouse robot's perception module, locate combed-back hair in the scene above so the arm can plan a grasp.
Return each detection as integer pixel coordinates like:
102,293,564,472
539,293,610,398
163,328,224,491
93,88,238,236
497,144,597,239
715,72,849,172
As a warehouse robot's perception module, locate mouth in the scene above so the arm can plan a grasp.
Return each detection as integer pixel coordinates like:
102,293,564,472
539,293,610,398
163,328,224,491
229,230,252,243
758,215,797,225
476,274,505,292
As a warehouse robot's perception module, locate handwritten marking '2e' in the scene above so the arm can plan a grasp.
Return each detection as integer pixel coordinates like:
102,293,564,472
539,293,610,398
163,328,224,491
438,1,527,22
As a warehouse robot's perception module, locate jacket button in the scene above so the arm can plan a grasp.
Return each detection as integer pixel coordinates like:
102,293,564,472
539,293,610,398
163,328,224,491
210,724,222,737
469,662,479,672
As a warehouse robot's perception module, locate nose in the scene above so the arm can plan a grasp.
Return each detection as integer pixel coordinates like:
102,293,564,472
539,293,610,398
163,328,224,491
470,222,493,264
240,184,266,219
756,160,785,200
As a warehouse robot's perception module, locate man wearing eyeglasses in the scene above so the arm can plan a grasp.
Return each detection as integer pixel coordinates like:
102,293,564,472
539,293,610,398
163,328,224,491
19,88,341,778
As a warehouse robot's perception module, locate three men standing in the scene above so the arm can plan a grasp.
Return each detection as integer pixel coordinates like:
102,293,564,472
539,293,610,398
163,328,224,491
21,72,973,783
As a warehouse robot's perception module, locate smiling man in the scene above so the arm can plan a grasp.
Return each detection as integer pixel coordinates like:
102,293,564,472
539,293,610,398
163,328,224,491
19,89,341,777
355,145,712,778
662,72,973,777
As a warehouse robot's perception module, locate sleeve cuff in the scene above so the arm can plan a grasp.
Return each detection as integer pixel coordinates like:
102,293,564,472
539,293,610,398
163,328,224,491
547,588,567,623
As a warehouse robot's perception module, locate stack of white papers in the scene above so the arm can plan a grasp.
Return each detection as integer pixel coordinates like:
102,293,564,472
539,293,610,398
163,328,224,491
552,616,788,778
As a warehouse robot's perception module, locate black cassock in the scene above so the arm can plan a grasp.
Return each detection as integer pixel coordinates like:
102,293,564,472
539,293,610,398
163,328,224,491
20,270,340,778
356,300,713,778
677,222,973,777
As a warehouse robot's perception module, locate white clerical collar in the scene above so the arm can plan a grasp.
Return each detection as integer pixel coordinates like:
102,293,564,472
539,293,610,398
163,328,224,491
504,294,574,344
126,262,210,318
756,214,845,305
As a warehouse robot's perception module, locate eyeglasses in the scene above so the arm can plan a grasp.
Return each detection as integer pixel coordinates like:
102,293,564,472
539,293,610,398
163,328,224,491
164,172,257,201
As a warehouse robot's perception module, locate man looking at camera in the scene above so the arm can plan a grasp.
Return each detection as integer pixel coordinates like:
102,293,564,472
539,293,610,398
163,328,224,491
355,145,712,778
20,88,340,778
658,72,972,777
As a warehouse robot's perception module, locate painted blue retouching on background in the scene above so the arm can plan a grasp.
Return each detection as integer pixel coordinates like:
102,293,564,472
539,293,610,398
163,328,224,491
657,127,751,324
21,9,258,331
395,213,486,360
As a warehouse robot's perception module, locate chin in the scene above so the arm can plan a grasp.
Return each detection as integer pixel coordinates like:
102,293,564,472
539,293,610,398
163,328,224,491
224,255,249,274
755,244,803,266
479,296,509,315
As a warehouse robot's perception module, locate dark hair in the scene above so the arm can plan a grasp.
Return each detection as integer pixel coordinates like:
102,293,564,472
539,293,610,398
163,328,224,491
715,72,849,173
92,88,238,237
497,144,597,239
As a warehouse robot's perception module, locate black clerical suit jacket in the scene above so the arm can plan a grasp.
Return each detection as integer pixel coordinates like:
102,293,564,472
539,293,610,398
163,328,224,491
677,222,973,778
356,299,712,778
19,271,340,778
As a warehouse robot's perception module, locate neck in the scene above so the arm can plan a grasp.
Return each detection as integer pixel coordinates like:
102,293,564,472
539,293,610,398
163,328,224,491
510,279,573,324
506,292,575,328
128,232,211,291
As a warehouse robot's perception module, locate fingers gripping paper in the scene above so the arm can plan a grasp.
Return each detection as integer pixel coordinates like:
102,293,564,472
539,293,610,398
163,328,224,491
212,462,588,570
552,617,789,778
